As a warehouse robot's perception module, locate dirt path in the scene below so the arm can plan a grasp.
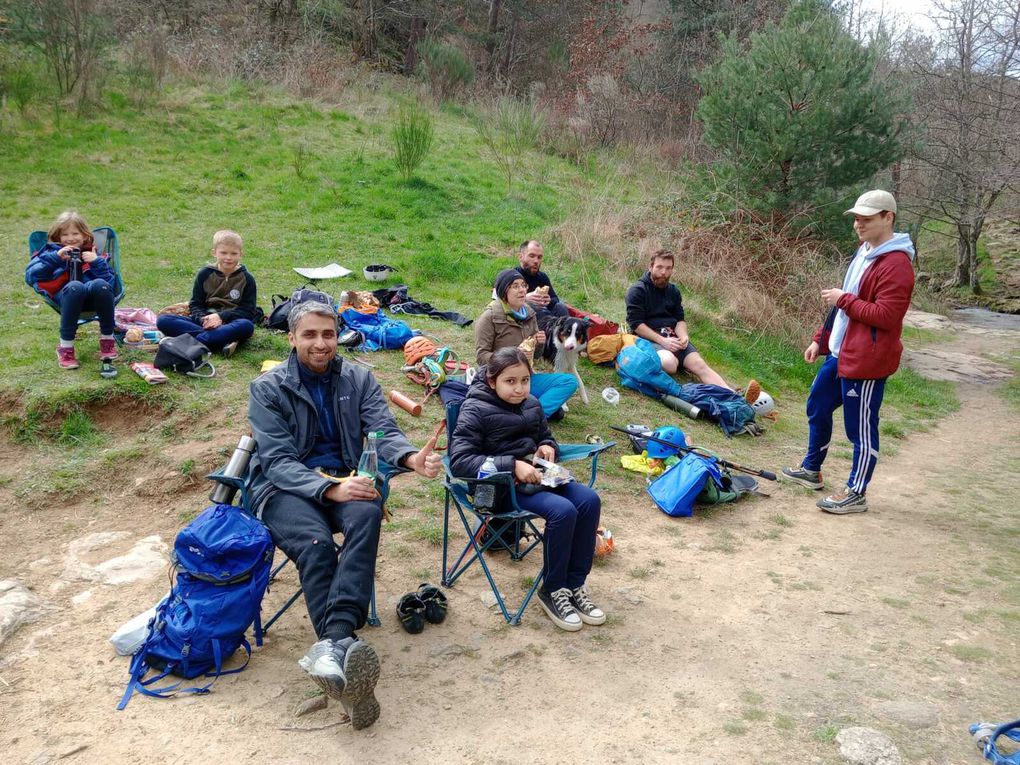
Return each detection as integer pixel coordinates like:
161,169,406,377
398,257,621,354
1,317,1017,765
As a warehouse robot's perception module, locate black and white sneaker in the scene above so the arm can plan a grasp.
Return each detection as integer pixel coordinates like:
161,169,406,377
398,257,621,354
570,586,606,625
298,638,346,701
336,637,381,730
781,466,824,490
537,587,583,632
817,490,868,514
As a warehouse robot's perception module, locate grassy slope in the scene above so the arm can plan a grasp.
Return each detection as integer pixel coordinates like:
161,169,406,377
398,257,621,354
0,78,957,493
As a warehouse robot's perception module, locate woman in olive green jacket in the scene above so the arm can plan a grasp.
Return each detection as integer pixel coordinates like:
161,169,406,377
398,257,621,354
473,269,577,418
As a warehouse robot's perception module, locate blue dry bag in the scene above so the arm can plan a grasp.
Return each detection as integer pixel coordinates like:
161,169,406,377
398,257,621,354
118,504,274,709
646,453,724,517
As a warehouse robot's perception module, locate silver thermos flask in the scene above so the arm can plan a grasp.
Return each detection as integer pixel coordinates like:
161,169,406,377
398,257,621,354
209,435,256,505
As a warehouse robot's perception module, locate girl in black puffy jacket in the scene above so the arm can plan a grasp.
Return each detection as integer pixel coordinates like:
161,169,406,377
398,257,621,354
449,347,606,633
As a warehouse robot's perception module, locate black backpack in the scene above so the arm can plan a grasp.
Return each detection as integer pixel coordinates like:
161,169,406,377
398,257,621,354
154,335,215,377
265,287,333,332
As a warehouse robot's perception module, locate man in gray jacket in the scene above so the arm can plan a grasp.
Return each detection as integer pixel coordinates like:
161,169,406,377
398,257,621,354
248,301,441,730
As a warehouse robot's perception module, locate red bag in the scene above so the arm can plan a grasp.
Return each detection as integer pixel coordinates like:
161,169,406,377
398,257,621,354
566,304,620,338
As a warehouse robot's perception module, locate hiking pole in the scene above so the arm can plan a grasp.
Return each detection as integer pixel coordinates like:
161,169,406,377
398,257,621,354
609,426,777,481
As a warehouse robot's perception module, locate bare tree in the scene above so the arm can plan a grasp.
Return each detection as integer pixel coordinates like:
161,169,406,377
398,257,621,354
909,0,1020,292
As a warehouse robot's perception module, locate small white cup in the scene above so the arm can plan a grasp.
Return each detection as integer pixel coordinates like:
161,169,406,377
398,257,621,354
602,387,620,406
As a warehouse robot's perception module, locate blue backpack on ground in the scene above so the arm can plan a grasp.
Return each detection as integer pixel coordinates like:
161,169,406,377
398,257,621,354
616,339,756,437
341,308,416,350
970,720,1020,764
118,504,274,709
646,453,724,517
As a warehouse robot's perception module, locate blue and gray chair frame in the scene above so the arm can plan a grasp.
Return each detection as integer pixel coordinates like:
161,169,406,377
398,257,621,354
207,452,408,645
27,227,126,325
440,400,615,625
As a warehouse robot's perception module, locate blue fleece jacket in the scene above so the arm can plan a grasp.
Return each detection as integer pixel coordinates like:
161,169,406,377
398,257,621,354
25,242,116,297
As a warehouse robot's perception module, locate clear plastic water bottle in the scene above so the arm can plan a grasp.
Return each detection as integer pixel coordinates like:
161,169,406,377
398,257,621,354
475,456,498,509
357,431,381,479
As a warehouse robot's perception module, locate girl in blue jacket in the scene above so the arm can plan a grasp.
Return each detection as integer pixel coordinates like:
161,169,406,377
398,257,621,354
25,211,117,369
449,346,606,632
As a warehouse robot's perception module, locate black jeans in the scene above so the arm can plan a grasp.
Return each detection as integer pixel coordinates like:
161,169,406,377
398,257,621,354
261,491,382,639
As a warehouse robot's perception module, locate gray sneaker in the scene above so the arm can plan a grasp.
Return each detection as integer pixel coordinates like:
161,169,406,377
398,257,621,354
781,466,823,490
336,637,381,730
222,341,239,357
817,490,868,514
298,638,346,701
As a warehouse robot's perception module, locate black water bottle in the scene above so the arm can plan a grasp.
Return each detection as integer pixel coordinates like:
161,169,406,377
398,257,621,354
68,249,83,282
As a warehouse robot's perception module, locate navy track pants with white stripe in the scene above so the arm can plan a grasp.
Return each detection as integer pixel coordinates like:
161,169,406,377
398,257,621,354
802,355,886,495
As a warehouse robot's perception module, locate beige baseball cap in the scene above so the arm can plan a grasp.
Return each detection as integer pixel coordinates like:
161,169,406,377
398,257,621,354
845,189,896,216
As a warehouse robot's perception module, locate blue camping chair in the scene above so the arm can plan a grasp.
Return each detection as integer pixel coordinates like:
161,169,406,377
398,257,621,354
27,227,126,325
440,400,615,625
207,448,408,645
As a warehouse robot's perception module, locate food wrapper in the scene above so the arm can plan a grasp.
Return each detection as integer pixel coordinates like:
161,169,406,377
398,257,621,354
533,457,573,487
518,336,537,367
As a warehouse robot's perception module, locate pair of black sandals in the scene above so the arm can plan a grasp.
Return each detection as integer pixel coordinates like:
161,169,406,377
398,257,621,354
396,583,448,634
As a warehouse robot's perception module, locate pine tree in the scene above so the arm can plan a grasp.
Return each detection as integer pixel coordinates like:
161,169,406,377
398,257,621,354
696,0,908,215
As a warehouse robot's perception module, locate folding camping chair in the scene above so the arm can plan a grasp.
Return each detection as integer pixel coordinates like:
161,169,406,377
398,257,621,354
207,450,408,645
440,400,615,625
27,227,126,325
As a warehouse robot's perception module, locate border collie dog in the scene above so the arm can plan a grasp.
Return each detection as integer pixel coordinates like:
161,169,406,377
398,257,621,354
539,315,590,404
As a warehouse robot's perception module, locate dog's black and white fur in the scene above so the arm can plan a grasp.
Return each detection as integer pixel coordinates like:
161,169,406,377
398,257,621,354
538,315,590,404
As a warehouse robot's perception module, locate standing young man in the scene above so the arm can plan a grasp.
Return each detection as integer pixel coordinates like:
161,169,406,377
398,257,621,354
782,190,915,514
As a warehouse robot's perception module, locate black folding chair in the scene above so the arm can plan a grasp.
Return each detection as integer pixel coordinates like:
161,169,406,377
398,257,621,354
207,454,406,644
440,400,615,624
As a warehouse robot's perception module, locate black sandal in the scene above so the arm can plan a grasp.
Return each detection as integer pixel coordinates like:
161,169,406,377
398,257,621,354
396,592,426,634
417,583,448,625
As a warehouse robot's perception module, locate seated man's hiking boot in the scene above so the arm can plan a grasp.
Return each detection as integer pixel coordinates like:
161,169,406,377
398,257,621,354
569,585,606,626
817,489,868,514
781,466,823,490
335,637,381,730
57,345,80,369
743,379,761,404
538,587,582,632
298,638,346,701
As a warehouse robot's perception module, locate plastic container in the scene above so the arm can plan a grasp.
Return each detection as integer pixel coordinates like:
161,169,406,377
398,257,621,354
475,456,498,509
601,387,620,406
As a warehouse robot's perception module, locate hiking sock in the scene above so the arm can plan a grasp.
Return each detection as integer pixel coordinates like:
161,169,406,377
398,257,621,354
59,339,75,348
325,621,355,642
